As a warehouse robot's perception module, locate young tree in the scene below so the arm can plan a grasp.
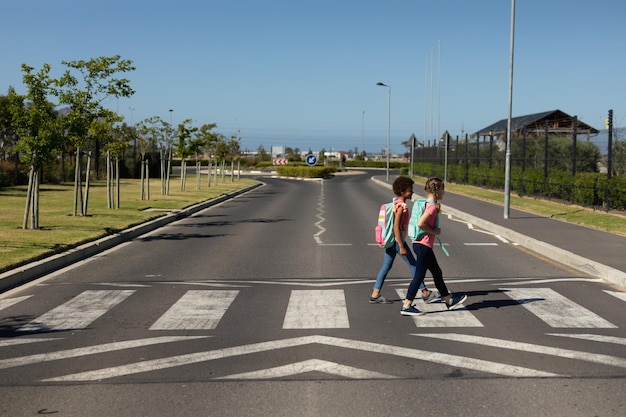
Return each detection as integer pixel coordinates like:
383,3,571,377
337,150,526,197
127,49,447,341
135,116,162,200
55,55,135,215
174,119,197,191
90,110,126,208
196,123,218,187
9,64,64,229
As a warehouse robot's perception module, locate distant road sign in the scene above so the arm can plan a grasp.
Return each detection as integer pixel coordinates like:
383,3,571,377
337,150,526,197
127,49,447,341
273,159,288,165
305,154,317,166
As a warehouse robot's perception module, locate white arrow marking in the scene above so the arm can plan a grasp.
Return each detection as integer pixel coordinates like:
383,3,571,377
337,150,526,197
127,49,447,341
0,336,209,370
0,337,62,348
43,334,559,382
547,333,626,346
414,333,626,368
0,295,32,311
216,359,396,380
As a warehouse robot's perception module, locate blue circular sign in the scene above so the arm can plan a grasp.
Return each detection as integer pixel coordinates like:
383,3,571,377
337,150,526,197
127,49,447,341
305,154,317,166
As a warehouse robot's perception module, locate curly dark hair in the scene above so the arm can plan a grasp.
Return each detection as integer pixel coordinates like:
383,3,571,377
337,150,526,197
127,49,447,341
392,176,414,197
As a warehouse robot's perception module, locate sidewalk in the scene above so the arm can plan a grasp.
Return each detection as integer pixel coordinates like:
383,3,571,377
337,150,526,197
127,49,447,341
372,177,626,289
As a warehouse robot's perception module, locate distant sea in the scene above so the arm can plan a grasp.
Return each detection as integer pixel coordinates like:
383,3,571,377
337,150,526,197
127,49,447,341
589,128,625,155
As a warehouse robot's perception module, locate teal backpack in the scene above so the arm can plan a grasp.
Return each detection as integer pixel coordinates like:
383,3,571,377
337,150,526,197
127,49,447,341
407,198,437,241
374,201,396,249
407,198,449,256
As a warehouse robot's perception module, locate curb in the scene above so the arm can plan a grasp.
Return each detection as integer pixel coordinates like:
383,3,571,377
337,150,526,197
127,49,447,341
0,182,263,293
371,177,626,289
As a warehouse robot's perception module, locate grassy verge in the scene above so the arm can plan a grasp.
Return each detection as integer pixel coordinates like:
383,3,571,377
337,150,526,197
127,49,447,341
0,176,258,273
418,177,626,236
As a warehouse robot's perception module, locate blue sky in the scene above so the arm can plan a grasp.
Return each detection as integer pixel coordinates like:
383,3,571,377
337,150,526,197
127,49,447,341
2,0,624,154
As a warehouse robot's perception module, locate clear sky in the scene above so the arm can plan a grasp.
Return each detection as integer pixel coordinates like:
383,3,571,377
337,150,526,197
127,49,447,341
2,0,624,154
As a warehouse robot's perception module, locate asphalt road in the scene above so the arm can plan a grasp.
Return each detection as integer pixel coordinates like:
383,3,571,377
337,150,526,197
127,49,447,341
0,171,624,416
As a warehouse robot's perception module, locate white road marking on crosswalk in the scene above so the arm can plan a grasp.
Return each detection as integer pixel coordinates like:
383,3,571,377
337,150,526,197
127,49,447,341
395,289,483,327
499,278,605,285
216,359,396,380
0,336,208,370
547,333,626,346
414,333,626,369
0,337,62,348
0,295,32,311
283,290,349,329
18,290,136,332
43,334,560,381
500,288,616,328
604,290,626,303
464,243,498,246
149,290,239,330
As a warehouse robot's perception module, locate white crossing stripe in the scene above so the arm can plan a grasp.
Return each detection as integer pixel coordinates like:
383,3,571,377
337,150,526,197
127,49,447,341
501,288,616,328
283,290,349,329
604,290,626,303
18,290,135,332
414,333,626,369
395,288,483,327
150,290,239,330
0,295,32,312
548,333,626,346
0,338,62,348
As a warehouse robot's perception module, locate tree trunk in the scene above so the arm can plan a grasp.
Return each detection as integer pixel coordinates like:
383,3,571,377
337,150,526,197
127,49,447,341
83,151,92,216
22,166,34,229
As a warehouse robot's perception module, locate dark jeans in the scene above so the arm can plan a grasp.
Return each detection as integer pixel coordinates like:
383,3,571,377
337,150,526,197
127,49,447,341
405,242,450,301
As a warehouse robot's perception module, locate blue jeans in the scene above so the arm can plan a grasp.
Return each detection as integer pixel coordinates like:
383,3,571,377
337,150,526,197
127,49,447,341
405,242,450,301
374,241,426,291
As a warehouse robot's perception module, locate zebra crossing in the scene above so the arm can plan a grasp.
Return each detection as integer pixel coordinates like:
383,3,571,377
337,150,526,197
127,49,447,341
1,287,624,332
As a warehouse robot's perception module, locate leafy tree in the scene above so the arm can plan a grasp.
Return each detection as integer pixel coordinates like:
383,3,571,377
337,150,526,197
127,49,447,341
193,122,218,188
90,110,126,208
9,64,63,229
55,55,135,215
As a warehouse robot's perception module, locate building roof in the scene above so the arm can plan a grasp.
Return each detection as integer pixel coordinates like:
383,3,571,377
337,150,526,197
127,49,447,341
473,109,599,138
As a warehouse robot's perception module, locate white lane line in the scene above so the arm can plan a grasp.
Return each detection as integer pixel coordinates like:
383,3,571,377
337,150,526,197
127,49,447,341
414,333,626,369
149,290,239,330
18,290,135,332
547,333,626,346
217,359,396,380
464,243,498,246
604,290,626,303
395,289,483,327
0,295,33,311
500,288,616,328
0,336,208,370
283,290,349,329
43,334,559,381
0,338,62,348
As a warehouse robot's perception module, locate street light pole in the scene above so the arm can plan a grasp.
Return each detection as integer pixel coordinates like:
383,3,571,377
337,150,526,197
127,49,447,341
377,82,391,182
504,0,516,219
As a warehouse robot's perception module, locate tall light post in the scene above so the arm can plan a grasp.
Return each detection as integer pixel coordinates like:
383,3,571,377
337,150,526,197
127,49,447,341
376,82,391,182
504,0,516,219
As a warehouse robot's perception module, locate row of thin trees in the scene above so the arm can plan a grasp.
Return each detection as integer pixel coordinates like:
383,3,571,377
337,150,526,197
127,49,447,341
1,55,241,229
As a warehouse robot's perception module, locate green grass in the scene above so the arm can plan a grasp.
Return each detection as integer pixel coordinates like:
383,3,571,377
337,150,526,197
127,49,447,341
0,176,258,273
423,178,626,236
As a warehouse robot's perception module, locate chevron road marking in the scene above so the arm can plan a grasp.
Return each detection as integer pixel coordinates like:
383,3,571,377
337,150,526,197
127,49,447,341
413,333,626,368
149,290,239,330
395,288,483,327
0,336,209,370
547,333,626,346
283,290,349,329
216,359,396,380
0,337,62,348
500,288,617,328
18,290,136,332
0,295,32,311
42,335,560,382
